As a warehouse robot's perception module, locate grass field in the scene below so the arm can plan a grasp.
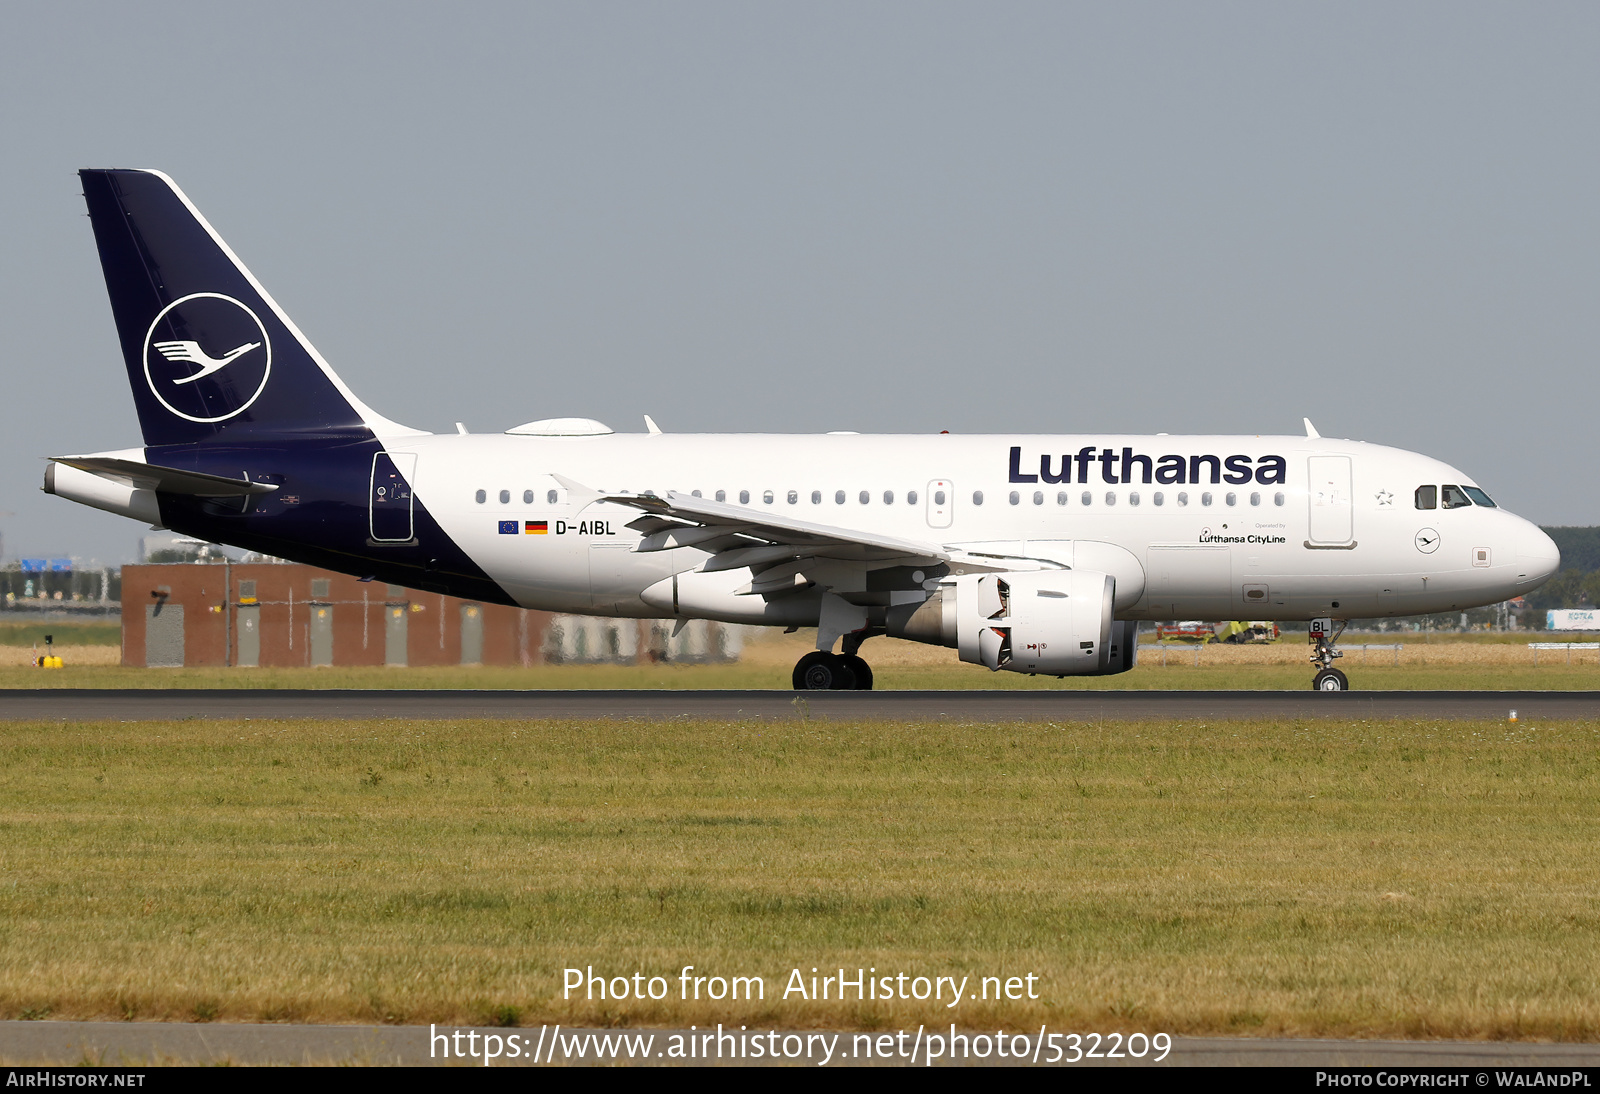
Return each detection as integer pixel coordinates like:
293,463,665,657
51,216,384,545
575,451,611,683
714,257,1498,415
3,714,1600,1038
0,622,121,648
4,627,1600,689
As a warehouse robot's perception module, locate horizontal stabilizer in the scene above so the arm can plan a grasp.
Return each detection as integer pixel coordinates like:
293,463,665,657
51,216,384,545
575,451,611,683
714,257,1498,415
49,455,279,496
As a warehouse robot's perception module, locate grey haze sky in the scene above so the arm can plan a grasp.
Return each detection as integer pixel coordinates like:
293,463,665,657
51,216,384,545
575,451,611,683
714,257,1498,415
2,1,1597,562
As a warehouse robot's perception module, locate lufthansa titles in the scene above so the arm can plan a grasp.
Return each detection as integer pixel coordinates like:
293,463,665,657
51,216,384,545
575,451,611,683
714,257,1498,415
1008,445,1287,486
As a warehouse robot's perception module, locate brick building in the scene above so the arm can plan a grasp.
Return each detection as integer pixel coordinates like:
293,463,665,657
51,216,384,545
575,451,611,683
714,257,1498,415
121,562,742,669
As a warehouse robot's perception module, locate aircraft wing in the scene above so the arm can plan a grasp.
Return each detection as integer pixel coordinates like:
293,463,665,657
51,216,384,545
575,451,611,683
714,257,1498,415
601,490,948,561
49,455,279,496
554,477,950,595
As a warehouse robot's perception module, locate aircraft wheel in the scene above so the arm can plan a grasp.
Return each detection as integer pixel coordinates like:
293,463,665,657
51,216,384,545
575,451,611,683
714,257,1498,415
793,651,856,690
1312,668,1350,692
840,654,874,690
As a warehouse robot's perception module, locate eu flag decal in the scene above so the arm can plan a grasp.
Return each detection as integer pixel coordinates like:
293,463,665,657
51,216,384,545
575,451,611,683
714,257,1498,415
498,520,518,534
526,520,548,535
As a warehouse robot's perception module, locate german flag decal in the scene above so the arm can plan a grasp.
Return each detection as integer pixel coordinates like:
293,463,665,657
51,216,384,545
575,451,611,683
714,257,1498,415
526,520,548,535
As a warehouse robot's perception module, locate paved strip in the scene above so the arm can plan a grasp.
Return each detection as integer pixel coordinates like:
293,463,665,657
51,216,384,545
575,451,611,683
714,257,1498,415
0,689,1594,722
3,1021,1598,1067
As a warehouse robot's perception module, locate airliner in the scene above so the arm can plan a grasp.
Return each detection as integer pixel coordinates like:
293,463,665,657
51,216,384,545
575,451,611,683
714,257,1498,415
44,169,1561,691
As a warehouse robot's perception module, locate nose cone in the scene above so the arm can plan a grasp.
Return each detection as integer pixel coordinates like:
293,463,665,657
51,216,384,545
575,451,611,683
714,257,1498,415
1514,522,1560,589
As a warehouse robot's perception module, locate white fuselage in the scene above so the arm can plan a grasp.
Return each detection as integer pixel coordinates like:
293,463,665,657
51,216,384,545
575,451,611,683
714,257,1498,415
387,430,1559,624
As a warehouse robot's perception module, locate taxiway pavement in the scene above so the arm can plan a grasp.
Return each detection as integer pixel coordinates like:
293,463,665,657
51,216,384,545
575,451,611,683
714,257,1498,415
0,688,1592,721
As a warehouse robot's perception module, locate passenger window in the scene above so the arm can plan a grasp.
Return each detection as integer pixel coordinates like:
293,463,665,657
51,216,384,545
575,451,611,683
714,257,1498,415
1225,492,1236,506
908,490,918,505
1153,491,1164,506
860,490,870,504
811,490,821,504
474,489,486,504
1081,491,1092,506
787,490,798,504
1105,492,1117,506
1274,492,1285,506
740,490,750,505
1415,485,1437,510
692,489,702,497
973,491,985,505
1250,492,1260,506
1129,491,1140,506
499,489,510,504
1008,491,1019,505
933,490,945,505
1057,491,1068,505
1177,492,1189,506
763,490,774,504
1201,492,1213,506
715,490,726,502
836,490,846,505
1462,486,1497,508
884,490,894,505
1033,490,1043,505
1441,484,1472,509
548,489,559,504
523,489,534,504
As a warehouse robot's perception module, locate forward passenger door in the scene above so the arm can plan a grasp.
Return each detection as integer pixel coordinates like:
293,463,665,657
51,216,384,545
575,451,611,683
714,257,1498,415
1307,456,1353,546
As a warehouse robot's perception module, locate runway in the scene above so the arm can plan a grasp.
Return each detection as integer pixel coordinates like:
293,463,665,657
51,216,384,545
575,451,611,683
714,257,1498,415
0,688,1594,721
3,1020,1598,1067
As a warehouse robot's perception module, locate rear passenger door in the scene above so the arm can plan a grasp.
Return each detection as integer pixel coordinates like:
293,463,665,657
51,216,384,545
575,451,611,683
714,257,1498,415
370,452,417,543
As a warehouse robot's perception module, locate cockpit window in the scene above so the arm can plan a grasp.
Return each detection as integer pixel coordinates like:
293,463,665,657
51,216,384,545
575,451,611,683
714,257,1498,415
1461,486,1497,508
1415,485,1436,510
1441,484,1473,509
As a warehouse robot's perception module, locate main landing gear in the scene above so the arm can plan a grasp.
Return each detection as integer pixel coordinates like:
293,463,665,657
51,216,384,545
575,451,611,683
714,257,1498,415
792,632,877,690
1309,617,1349,692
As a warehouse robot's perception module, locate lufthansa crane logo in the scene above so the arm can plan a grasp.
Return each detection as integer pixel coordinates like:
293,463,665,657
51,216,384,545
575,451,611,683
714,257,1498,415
142,293,272,423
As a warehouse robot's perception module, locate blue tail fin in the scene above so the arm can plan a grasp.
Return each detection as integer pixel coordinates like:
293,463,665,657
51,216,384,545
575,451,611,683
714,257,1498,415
80,169,407,446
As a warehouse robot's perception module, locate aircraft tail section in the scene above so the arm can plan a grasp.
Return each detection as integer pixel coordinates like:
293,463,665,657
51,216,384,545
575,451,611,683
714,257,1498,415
78,169,416,447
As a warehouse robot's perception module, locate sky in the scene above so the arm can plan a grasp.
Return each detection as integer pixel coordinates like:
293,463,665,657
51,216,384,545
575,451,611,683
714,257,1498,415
2,1,1598,562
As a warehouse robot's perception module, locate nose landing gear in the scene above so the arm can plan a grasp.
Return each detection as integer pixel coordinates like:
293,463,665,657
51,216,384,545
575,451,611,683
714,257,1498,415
1309,618,1349,691
1313,667,1350,691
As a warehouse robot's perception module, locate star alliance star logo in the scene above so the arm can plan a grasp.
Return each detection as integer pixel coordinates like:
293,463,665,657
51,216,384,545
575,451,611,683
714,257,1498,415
1375,490,1394,506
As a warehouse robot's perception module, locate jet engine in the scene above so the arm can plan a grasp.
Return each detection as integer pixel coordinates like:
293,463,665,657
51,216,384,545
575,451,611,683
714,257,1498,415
888,570,1138,676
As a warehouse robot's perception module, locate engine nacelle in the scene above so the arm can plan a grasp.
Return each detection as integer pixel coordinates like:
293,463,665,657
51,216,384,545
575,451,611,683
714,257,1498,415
1103,619,1138,675
889,570,1138,676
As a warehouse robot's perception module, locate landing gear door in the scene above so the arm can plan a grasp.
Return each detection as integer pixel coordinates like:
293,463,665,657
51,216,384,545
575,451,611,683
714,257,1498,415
926,479,953,529
370,451,417,542
1307,456,1353,545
